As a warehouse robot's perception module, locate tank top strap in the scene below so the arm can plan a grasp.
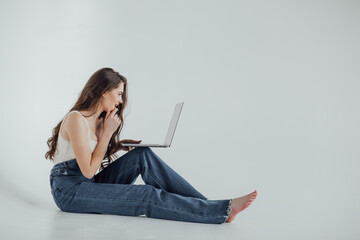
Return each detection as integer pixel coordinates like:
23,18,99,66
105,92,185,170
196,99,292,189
60,110,91,138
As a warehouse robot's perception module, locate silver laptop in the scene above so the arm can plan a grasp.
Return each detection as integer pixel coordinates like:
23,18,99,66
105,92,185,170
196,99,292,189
122,102,184,148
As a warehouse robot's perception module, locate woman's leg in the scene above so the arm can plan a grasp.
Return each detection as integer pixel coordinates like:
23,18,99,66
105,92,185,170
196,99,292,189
94,147,207,200
57,180,231,224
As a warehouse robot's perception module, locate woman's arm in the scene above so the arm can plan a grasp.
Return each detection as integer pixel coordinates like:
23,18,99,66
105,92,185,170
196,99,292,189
66,113,98,179
87,131,113,179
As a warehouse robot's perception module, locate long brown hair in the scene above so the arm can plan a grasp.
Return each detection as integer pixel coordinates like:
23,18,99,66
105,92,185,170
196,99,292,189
45,67,128,172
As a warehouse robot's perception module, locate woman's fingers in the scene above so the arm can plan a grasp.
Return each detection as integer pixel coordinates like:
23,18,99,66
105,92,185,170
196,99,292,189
125,146,134,151
120,145,137,151
119,139,140,151
112,108,119,117
121,139,142,143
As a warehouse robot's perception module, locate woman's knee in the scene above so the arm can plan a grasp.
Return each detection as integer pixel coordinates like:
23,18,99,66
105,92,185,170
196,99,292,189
136,147,158,164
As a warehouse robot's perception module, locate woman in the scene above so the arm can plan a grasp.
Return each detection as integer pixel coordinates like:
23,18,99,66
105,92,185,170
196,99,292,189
45,67,257,224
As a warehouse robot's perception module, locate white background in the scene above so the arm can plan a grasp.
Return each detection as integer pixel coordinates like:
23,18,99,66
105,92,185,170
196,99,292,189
0,1,359,239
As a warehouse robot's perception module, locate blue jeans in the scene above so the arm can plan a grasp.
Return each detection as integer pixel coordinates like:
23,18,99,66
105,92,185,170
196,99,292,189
49,147,231,224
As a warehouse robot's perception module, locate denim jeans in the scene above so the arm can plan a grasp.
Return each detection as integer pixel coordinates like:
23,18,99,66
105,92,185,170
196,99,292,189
49,147,231,224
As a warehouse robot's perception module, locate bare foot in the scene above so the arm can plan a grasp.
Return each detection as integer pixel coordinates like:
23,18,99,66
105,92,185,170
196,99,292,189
226,190,257,223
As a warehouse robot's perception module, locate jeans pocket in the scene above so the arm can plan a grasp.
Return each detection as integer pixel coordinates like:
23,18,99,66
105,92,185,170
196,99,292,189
51,168,69,176
50,175,60,193
50,176,66,210
51,188,64,210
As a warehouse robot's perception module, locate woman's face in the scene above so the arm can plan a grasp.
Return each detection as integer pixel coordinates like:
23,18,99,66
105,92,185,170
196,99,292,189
103,82,125,112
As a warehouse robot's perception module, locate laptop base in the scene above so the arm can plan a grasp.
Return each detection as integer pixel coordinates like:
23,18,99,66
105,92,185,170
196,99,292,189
121,143,169,148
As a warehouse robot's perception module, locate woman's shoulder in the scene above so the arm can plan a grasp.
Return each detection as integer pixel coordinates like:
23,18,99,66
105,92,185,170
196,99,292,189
61,112,88,138
64,111,87,127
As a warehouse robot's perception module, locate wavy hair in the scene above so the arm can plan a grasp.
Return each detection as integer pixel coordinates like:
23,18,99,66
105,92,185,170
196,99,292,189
45,67,128,172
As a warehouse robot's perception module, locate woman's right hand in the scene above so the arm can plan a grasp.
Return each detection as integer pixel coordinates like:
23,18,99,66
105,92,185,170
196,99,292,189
103,108,121,136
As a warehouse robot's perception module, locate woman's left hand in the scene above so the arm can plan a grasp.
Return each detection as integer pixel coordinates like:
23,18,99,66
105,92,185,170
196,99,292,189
119,139,142,151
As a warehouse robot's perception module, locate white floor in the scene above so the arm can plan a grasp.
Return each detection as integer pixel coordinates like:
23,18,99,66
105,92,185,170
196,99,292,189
1,177,359,240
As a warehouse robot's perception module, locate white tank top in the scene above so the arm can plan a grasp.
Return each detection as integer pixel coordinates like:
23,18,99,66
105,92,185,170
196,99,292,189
53,110,98,166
